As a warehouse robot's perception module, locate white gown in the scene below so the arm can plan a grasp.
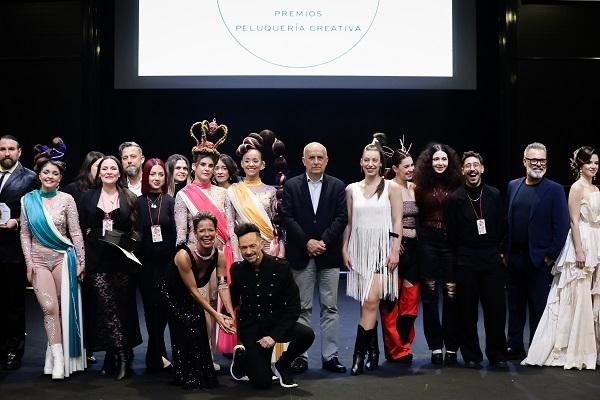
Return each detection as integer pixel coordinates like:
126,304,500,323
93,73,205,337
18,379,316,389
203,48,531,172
522,191,600,370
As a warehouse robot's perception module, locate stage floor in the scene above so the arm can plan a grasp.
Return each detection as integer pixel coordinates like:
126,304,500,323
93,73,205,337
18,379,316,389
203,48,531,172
2,274,598,400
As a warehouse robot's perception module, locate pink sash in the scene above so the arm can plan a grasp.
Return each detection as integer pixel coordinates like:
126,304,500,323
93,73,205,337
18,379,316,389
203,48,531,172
181,182,237,352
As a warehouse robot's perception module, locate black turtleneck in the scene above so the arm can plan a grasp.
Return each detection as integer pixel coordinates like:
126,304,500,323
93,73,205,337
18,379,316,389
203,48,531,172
137,192,176,266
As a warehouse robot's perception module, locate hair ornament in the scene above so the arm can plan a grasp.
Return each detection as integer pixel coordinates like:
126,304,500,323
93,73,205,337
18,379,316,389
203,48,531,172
190,118,229,156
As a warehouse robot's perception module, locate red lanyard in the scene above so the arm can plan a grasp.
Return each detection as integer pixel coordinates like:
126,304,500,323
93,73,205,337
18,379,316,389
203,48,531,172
147,194,163,225
467,189,484,220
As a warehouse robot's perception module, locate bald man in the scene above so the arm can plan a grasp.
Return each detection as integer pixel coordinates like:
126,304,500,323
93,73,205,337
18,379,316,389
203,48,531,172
281,142,348,374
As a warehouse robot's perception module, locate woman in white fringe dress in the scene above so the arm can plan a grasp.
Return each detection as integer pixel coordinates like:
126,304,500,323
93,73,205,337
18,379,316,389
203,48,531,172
342,135,403,376
523,146,600,369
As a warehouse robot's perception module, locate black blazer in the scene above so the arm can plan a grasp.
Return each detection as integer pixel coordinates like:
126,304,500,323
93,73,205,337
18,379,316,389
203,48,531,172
0,163,37,263
281,173,347,270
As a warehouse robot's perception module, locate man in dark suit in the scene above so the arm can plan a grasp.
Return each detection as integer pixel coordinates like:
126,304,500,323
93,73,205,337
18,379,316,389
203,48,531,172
0,135,37,370
505,142,569,360
446,151,507,369
281,142,348,374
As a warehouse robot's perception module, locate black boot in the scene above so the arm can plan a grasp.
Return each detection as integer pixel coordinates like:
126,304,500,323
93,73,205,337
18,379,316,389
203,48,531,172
396,315,417,343
115,349,132,381
100,349,117,376
351,325,368,376
364,322,379,371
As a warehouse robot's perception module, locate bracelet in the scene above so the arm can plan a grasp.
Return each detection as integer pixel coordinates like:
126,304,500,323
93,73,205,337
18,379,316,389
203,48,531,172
388,231,399,238
217,276,229,290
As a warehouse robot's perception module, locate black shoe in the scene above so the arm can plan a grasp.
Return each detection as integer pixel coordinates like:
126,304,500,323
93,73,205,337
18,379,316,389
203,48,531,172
351,325,369,376
230,345,249,381
289,358,308,374
3,352,21,370
464,360,482,369
272,360,298,388
490,360,508,369
100,350,117,376
431,353,443,365
115,349,132,381
322,357,347,373
444,352,458,366
505,348,527,361
364,322,379,371
394,353,413,365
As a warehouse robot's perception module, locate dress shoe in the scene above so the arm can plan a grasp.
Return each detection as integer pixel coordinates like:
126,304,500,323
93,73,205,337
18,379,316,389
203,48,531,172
322,357,347,373
464,360,482,369
289,358,308,374
431,353,443,366
272,360,298,388
3,352,21,370
444,352,458,366
489,360,508,369
505,348,527,361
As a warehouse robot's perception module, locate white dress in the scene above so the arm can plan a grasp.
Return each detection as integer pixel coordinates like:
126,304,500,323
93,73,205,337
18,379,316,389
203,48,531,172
346,180,398,304
522,191,600,370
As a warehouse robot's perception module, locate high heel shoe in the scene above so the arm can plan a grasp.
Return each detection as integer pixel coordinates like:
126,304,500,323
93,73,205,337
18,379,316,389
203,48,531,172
364,322,379,371
351,325,368,376
44,343,53,375
100,349,117,376
115,349,132,381
51,343,64,380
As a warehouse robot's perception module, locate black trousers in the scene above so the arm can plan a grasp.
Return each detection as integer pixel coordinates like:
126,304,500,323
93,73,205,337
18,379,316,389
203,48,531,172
139,267,169,370
456,263,507,363
239,322,314,389
506,250,552,351
418,228,458,352
0,262,26,361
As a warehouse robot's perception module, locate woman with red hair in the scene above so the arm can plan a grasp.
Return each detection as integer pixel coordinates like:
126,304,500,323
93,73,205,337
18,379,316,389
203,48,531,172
138,158,177,372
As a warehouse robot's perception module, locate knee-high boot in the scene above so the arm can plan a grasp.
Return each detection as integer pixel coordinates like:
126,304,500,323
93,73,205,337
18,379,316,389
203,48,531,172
50,343,64,380
351,325,368,376
100,349,117,376
116,348,132,381
364,322,379,371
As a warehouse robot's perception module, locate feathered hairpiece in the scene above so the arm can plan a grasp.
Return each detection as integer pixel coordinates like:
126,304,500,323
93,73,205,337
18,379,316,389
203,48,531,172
190,118,228,157
398,134,412,155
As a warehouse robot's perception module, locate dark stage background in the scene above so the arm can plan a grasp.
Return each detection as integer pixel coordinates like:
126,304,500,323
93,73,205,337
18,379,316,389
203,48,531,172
1,0,599,189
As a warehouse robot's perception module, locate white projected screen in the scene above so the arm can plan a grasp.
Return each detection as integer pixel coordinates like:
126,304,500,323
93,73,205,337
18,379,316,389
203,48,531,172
139,0,452,77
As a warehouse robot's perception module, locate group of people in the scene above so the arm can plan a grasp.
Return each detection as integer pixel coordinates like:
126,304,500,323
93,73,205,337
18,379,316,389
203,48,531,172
1,122,599,391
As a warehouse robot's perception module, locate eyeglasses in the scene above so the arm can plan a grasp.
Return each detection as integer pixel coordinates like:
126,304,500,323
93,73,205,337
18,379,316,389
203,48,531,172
524,158,547,166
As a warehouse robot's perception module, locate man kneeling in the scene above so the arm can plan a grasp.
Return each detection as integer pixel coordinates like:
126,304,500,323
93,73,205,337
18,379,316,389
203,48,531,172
229,223,315,389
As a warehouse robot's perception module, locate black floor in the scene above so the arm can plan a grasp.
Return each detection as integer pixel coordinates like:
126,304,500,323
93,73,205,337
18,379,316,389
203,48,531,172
2,274,599,400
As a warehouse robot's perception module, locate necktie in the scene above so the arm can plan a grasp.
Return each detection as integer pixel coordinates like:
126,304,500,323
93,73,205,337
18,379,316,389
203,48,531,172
0,172,6,193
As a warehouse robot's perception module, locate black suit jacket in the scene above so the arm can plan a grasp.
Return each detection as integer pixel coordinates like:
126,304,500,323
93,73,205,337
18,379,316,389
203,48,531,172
281,173,347,270
0,163,37,263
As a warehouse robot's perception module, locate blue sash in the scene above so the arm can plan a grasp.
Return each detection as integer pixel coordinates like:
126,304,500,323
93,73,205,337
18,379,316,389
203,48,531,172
23,190,82,357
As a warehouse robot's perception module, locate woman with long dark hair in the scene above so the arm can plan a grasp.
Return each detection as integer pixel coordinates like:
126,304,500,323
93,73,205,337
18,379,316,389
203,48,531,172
166,154,190,197
79,155,142,380
413,143,462,366
62,151,104,204
213,154,240,189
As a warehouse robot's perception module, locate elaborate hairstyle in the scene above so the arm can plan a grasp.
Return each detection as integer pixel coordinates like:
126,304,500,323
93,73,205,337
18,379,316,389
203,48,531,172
234,222,261,238
0,134,20,148
141,158,168,195
118,141,143,158
236,129,288,187
73,150,105,191
214,154,240,185
570,146,597,178
94,155,139,227
362,132,391,199
192,211,218,231
166,154,191,196
461,150,484,165
385,135,413,180
33,137,67,174
189,118,228,163
413,142,462,204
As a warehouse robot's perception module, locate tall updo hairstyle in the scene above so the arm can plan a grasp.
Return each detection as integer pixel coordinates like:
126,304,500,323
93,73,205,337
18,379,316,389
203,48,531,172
362,132,391,199
33,137,67,176
570,146,597,178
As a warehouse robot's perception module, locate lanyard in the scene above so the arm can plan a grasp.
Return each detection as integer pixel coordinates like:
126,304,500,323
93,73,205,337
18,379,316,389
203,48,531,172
467,188,484,220
147,194,163,226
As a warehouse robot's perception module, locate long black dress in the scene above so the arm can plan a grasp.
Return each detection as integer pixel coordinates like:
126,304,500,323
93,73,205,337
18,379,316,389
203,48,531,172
158,245,218,390
80,188,142,352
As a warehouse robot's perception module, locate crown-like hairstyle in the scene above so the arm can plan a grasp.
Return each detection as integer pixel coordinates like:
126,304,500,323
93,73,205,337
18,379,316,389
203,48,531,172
190,118,228,158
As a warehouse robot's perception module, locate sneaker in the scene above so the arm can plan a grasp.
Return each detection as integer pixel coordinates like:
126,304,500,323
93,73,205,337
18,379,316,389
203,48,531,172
272,360,298,388
230,345,249,381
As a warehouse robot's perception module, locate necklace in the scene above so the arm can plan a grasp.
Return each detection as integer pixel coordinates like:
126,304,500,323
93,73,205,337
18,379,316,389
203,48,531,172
466,188,483,202
194,247,216,261
40,189,58,198
147,194,162,209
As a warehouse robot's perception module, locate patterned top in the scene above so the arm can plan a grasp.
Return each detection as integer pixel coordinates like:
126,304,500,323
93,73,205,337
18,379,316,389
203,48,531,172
420,185,451,230
402,201,418,229
20,191,85,271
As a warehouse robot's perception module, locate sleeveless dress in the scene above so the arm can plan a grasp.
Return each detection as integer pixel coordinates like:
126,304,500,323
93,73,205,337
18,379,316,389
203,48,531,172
158,245,219,389
522,191,600,369
346,180,398,303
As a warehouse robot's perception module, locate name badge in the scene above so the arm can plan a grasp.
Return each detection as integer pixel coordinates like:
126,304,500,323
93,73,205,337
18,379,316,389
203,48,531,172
0,202,10,225
151,225,163,243
476,219,487,235
102,218,113,236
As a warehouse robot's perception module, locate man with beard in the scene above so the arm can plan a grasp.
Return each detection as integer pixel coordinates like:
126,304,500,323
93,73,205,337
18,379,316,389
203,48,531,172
119,141,145,196
445,151,507,369
504,142,569,360
0,135,37,370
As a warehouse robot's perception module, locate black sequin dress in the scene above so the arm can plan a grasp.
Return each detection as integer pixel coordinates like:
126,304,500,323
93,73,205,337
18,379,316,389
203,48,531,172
158,245,218,390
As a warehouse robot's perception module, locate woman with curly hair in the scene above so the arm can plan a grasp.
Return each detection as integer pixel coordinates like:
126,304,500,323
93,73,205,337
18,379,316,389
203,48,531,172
413,143,461,366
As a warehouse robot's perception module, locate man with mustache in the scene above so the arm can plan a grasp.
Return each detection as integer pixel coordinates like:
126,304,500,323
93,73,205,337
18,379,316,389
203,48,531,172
119,141,145,196
504,142,569,361
445,151,507,369
0,135,37,370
